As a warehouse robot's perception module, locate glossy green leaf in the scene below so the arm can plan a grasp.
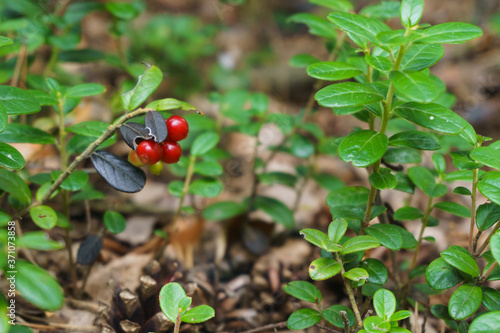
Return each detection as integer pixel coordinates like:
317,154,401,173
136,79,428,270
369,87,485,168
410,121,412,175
0,36,12,47
448,284,482,320
287,308,321,330
366,55,392,72
181,305,215,323
389,131,440,150
53,170,89,191
16,260,64,311
159,282,186,322
0,142,25,169
434,201,471,218
492,230,500,263
470,311,500,333
255,196,294,228
407,166,441,197
374,289,396,320
315,82,384,108
328,219,348,243
390,70,443,103
322,305,355,328
0,123,56,144
300,228,341,251
476,203,500,231
384,147,422,164
326,186,369,208
191,132,220,156
395,102,467,134
283,281,321,303
364,316,391,332
121,65,163,110
400,44,445,71
344,267,369,283
0,85,40,115
425,257,464,290
369,168,397,190
310,0,353,12
307,61,362,81
105,1,139,20
189,178,223,198
338,130,388,167
17,231,64,251
360,1,400,20
471,146,500,170
146,98,197,112
203,201,246,221
415,22,482,44
29,205,57,230
341,235,380,255
377,30,409,46
104,211,126,234
327,12,390,46
194,161,223,177
453,186,472,195
309,258,341,280
288,13,336,39
451,151,483,170
290,54,319,68
390,310,412,322
400,0,423,27
67,121,108,137
0,169,31,203
366,224,403,250
312,173,344,191
394,206,424,220
478,172,500,205
481,287,500,311
441,245,480,277
290,133,315,158
66,83,106,98
359,258,388,285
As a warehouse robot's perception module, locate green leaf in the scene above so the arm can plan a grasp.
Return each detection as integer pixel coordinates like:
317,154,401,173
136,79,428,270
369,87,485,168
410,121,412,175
390,70,443,103
364,316,391,332
453,186,472,195
322,305,355,328
0,142,25,169
307,61,363,81
66,83,106,98
315,82,384,108
16,260,64,311
400,0,424,27
433,201,471,218
287,308,321,330
290,54,319,68
341,235,380,255
360,1,400,21
203,201,246,220
0,169,31,204
310,0,353,12
104,211,126,234
415,22,483,44
441,245,480,277
30,205,57,230
478,172,500,205
448,284,482,320
470,311,500,333
359,258,388,285
369,168,397,190
374,289,396,320
407,166,442,197
344,267,369,283
255,196,294,228
394,206,424,220
105,1,139,20
395,102,467,135
476,203,500,231
121,65,163,110
194,161,223,177
384,148,422,164
390,310,412,322
471,146,500,170
425,257,464,290
290,134,315,158
309,258,342,280
389,131,440,150
366,55,392,72
481,287,500,311
181,305,215,323
328,219,348,243
366,224,403,250
338,130,388,168
0,123,56,144
492,231,500,264
327,12,390,46
189,178,223,198
17,231,64,251
159,282,187,322
288,13,336,39
67,121,108,137
0,85,40,115
146,98,198,112
53,170,89,191
191,132,220,156
283,281,321,303
312,173,344,191
300,228,328,249
326,186,369,208
376,30,409,46
0,36,13,47
451,151,483,170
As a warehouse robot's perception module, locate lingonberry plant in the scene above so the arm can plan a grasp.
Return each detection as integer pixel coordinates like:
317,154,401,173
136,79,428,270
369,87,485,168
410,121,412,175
282,0,500,332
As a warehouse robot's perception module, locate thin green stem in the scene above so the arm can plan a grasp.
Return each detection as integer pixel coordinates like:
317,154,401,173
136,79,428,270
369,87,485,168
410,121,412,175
469,168,478,252
335,252,363,329
44,46,60,76
475,220,500,256
410,196,434,270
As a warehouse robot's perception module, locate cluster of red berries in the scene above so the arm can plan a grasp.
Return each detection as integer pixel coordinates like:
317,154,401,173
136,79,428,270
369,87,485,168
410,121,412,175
128,115,188,172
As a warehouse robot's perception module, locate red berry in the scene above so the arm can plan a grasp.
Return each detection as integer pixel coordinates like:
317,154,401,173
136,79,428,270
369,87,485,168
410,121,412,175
128,150,145,167
161,140,182,164
166,115,189,141
136,140,162,165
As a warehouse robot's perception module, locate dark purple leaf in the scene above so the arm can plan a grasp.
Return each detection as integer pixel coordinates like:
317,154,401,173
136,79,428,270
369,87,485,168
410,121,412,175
91,150,146,193
119,122,149,149
145,111,168,143
77,234,103,265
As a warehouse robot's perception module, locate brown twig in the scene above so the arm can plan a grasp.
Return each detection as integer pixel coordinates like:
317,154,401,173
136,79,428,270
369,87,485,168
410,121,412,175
240,321,287,333
315,323,343,333
19,322,97,332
